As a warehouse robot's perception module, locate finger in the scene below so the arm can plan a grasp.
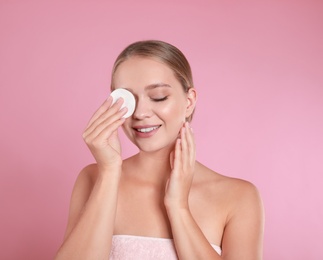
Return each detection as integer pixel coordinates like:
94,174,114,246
185,122,196,164
180,125,189,168
84,98,125,136
84,106,127,140
165,178,170,193
87,97,124,131
85,116,125,149
85,97,113,128
172,138,182,175
169,151,175,170
92,116,126,144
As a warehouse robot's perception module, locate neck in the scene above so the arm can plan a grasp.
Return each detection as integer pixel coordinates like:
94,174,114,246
132,146,174,185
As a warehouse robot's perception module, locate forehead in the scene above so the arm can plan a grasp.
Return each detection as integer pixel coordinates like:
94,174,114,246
112,57,178,89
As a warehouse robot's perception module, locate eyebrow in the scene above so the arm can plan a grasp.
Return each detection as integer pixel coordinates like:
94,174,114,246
145,83,172,90
122,83,171,93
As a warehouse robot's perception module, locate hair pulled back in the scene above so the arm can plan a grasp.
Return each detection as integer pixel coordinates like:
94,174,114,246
111,40,195,121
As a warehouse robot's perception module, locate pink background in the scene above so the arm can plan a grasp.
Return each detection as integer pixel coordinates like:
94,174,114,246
1,1,322,259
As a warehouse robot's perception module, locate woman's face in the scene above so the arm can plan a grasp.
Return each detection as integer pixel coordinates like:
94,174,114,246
112,56,195,152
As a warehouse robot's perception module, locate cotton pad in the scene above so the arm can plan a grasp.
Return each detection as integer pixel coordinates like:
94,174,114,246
110,88,136,118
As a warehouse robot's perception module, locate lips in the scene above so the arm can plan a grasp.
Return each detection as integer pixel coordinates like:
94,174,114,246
133,125,161,132
132,125,161,137
136,126,160,133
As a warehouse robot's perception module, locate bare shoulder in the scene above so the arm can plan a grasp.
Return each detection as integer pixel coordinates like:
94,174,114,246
193,161,264,221
193,162,264,257
69,163,100,211
63,164,99,239
76,163,99,187
194,161,262,201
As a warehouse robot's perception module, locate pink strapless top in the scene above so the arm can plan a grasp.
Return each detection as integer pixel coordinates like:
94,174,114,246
110,235,221,259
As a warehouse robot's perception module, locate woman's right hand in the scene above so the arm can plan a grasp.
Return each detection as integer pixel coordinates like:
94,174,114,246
82,96,127,172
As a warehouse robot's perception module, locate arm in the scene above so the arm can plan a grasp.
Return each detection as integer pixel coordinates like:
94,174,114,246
55,97,127,260
55,165,121,260
165,123,264,260
167,181,264,260
166,208,222,259
221,181,264,260
165,122,222,259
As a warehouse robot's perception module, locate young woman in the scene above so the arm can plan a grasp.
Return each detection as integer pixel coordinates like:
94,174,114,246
55,40,264,260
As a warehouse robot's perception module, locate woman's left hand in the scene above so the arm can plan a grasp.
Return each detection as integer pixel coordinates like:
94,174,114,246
164,122,196,210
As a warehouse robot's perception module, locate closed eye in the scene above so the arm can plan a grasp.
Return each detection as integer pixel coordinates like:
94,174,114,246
151,96,168,102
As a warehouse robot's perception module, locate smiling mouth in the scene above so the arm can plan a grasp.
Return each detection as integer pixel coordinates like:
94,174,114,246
135,125,161,133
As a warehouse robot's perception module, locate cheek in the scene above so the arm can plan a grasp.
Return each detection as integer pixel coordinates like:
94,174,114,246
156,105,184,141
157,100,186,127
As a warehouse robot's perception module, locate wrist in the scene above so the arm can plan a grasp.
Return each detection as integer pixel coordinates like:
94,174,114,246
164,195,189,210
99,164,122,171
166,206,192,224
97,165,122,177
165,200,190,216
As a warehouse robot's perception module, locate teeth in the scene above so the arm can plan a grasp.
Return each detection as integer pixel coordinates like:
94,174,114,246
137,126,159,133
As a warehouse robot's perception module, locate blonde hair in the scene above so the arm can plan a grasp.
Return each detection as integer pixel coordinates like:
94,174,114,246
111,40,195,121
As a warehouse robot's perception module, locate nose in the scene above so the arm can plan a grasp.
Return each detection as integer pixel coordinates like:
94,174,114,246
133,97,153,120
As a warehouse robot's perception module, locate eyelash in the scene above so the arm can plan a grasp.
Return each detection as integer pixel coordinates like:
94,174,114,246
152,96,168,102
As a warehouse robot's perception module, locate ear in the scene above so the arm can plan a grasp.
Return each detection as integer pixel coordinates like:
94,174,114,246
185,88,197,119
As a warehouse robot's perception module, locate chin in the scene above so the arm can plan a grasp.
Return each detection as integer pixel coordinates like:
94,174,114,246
132,138,176,154
123,125,179,154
